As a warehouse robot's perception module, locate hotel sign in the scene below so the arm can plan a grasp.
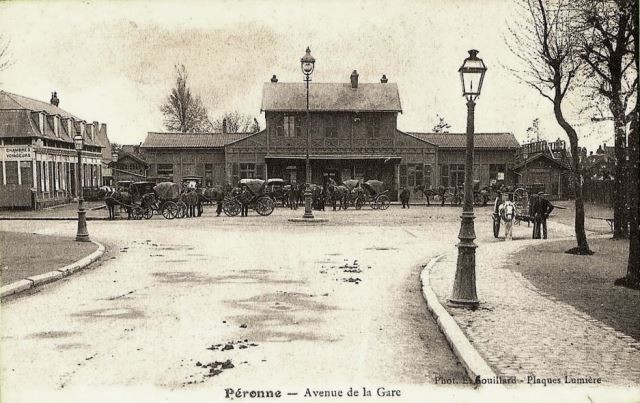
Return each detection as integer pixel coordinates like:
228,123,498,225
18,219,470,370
0,146,35,161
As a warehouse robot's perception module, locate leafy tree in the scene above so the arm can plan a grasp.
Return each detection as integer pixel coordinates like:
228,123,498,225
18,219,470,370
160,64,212,133
507,0,592,254
432,115,451,133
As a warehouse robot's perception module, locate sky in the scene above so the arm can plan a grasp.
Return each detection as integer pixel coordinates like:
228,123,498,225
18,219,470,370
0,0,620,151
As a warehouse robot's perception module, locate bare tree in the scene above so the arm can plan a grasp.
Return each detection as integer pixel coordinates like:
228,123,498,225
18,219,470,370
212,111,258,133
575,0,637,239
506,0,592,254
432,114,451,133
160,64,212,133
526,118,541,142
618,0,639,289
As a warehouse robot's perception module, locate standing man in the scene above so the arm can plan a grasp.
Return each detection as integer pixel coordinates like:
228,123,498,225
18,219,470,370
400,187,411,208
536,192,554,239
529,193,541,239
240,184,250,217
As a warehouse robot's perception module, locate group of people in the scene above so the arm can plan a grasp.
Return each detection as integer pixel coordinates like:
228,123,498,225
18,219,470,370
497,190,555,241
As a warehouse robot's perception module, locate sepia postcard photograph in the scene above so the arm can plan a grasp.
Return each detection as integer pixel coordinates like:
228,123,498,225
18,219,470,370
0,0,638,402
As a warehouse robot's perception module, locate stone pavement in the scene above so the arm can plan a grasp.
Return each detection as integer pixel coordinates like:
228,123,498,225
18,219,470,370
429,231,640,387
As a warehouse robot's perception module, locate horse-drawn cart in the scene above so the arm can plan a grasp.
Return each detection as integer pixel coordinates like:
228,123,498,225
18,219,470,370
222,179,275,217
140,182,186,220
353,180,391,210
491,187,531,238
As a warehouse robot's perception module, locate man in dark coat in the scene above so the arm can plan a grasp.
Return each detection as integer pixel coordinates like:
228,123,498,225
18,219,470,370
529,193,541,239
535,192,554,239
400,187,411,208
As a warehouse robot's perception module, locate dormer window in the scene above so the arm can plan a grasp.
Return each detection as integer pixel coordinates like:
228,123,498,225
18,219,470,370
38,112,45,134
53,116,59,137
80,122,86,137
67,119,74,137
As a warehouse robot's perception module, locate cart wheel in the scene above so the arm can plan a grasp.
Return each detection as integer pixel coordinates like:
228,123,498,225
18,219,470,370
223,198,241,217
143,207,153,219
132,207,143,220
162,201,178,219
355,197,364,210
255,196,275,216
377,195,390,210
492,214,501,238
176,201,187,219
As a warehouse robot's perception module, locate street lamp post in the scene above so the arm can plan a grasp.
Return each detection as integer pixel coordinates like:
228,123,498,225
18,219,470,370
301,46,316,219
112,150,118,188
449,49,487,309
74,134,90,242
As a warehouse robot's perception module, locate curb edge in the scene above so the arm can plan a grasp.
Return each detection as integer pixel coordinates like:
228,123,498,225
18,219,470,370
420,254,501,387
1,240,105,299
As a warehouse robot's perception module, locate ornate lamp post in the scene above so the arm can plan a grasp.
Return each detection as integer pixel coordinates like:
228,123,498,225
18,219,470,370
74,134,90,242
301,46,316,219
112,150,118,187
449,49,487,309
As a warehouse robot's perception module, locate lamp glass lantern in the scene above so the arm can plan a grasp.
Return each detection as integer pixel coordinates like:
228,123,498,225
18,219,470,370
300,47,315,76
458,49,487,100
73,134,84,151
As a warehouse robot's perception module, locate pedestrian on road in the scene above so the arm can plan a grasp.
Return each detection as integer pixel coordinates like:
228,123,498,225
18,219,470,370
535,192,554,239
400,187,410,209
240,185,250,217
529,193,541,239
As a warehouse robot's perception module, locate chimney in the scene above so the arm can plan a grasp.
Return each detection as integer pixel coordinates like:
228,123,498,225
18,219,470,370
380,74,388,83
350,70,359,88
270,74,278,83
222,118,228,134
50,91,59,107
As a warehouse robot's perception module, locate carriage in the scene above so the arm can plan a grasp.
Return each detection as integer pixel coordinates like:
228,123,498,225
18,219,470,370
352,179,391,210
222,179,275,217
140,181,189,220
491,187,531,238
265,178,287,207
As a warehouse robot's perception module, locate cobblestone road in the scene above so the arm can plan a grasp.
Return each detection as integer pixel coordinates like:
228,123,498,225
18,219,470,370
429,222,640,387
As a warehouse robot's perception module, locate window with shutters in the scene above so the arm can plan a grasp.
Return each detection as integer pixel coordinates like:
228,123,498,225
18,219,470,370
440,164,449,188
325,116,338,138
450,164,465,187
423,165,432,189
157,163,173,180
399,164,408,187
406,164,423,187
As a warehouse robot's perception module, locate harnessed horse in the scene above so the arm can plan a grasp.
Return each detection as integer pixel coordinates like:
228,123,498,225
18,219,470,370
326,179,349,210
98,186,133,220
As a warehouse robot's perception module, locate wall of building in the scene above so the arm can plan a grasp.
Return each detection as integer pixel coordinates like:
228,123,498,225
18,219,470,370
143,148,226,186
435,149,516,189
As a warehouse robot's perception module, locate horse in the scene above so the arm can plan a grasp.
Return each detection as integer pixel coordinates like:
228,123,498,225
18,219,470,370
413,184,435,206
498,198,516,241
183,189,200,217
97,186,133,220
326,179,349,211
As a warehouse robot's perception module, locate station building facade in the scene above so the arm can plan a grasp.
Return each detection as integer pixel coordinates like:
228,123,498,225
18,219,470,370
0,91,105,208
141,72,520,200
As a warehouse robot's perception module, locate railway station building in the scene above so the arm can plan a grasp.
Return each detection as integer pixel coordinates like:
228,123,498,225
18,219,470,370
140,72,520,201
0,91,105,209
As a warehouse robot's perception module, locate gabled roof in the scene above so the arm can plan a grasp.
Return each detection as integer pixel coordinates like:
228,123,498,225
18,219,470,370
141,132,253,149
116,150,148,167
405,132,520,149
0,90,80,120
261,82,402,112
513,153,570,170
